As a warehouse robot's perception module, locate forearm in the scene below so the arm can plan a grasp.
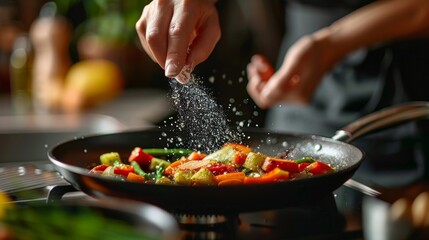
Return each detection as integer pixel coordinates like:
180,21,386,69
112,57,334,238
313,0,429,66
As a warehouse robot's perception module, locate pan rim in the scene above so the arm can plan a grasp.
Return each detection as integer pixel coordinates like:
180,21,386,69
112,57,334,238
48,127,364,189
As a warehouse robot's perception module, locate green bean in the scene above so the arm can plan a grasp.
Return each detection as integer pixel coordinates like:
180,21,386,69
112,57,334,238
143,148,193,159
130,161,147,177
295,157,316,164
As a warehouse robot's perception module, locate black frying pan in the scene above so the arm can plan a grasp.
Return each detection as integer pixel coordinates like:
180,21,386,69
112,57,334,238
48,102,429,214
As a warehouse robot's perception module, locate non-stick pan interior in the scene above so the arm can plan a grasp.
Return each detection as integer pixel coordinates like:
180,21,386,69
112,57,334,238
49,128,363,214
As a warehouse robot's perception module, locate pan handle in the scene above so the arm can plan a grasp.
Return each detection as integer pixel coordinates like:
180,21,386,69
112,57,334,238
332,102,429,143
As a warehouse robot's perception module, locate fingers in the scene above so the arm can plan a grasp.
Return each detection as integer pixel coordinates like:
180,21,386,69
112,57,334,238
247,55,310,108
260,73,305,107
165,4,195,79
136,0,220,84
144,2,173,68
136,1,172,66
246,55,274,109
187,12,221,66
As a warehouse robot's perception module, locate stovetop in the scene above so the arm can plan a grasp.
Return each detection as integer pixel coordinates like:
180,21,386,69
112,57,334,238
7,174,366,240
5,161,427,240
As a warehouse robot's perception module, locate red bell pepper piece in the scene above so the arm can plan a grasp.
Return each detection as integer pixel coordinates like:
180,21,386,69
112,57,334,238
261,157,299,173
298,162,311,172
305,161,333,175
113,164,134,177
89,164,109,173
206,162,235,175
128,147,153,167
232,152,247,166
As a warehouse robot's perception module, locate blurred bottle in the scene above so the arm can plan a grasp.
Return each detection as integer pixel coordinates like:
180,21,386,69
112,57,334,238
29,2,71,113
9,34,33,114
0,0,22,93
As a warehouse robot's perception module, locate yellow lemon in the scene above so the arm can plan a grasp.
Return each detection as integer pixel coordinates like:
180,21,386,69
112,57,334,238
62,59,123,112
0,192,12,219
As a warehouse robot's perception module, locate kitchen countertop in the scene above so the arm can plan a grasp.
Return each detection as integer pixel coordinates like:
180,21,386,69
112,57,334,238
0,88,173,130
0,88,173,164
87,88,173,129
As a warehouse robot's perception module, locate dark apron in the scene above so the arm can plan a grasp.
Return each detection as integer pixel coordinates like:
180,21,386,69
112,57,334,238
265,1,429,187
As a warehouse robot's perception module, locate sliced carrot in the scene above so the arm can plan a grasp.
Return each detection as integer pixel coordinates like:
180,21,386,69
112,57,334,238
218,178,244,186
126,172,145,182
214,172,245,183
188,151,207,160
222,143,252,154
164,157,191,175
243,168,289,184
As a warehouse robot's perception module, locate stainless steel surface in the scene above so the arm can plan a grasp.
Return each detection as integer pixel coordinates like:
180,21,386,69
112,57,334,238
333,102,429,142
0,163,67,193
344,179,381,197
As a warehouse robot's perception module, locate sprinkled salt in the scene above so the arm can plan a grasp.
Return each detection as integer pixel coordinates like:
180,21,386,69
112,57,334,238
208,76,215,83
167,76,242,152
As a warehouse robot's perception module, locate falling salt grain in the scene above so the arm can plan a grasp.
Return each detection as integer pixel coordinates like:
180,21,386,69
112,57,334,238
167,76,241,152
314,144,322,151
208,76,215,83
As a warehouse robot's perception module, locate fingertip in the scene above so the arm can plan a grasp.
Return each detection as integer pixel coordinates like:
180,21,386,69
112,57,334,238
165,62,181,78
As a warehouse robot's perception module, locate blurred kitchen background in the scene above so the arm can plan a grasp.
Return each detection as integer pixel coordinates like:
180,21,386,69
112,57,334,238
0,0,285,129
4,2,429,239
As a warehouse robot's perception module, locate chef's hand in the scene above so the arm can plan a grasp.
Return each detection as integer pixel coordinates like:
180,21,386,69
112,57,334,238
247,35,335,109
136,0,221,83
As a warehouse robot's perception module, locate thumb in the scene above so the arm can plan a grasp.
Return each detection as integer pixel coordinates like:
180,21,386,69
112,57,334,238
260,73,305,107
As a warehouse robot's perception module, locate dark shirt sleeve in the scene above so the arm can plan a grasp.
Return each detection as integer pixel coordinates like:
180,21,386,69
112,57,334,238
286,0,374,9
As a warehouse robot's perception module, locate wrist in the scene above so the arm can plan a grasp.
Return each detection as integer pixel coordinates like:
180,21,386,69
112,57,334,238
308,28,345,71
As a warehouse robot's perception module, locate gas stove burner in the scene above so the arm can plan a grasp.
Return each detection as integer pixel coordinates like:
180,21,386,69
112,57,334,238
175,213,239,240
